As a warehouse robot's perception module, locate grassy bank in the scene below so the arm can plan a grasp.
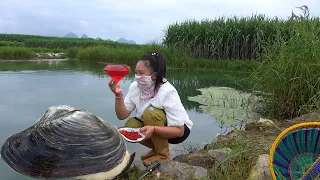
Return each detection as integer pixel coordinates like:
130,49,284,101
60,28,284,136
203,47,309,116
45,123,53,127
0,34,142,49
0,46,68,60
30,47,67,53
67,46,259,72
0,47,34,60
116,132,267,180
207,140,266,179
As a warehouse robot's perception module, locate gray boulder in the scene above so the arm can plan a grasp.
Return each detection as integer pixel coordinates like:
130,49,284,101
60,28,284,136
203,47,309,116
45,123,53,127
158,161,208,180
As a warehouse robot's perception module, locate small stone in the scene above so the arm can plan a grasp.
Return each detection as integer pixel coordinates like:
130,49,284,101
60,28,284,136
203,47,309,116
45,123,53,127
159,161,207,180
208,148,232,163
210,129,239,146
173,151,215,169
257,118,274,127
248,154,271,180
245,122,257,130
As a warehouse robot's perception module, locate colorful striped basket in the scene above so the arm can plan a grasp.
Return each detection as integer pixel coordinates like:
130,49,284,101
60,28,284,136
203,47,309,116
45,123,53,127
269,122,320,180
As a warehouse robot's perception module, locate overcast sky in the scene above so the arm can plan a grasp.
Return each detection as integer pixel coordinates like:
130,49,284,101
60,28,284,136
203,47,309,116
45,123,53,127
0,0,319,44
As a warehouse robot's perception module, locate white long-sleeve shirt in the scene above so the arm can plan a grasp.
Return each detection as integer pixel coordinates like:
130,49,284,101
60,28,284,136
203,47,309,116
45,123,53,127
124,80,193,130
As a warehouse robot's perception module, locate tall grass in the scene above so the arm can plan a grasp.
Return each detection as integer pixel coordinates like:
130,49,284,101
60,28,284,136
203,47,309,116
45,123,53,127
73,46,145,65
68,45,258,71
30,48,67,53
207,140,266,180
0,47,34,60
0,41,24,47
251,18,320,120
164,14,320,61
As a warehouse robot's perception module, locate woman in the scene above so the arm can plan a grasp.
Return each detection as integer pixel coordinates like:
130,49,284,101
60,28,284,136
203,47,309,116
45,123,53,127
108,52,193,166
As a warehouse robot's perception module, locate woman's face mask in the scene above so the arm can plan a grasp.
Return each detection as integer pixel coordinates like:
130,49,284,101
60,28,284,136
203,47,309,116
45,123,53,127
134,74,156,99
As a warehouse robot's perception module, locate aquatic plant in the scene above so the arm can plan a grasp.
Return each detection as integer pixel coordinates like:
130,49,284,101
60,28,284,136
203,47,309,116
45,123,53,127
188,86,261,127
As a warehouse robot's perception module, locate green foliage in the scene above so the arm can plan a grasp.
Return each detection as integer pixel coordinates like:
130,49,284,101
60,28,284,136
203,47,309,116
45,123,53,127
207,140,266,180
75,46,144,65
163,14,320,61
67,45,258,72
0,34,143,49
0,47,34,60
0,41,24,47
251,18,320,119
30,48,66,53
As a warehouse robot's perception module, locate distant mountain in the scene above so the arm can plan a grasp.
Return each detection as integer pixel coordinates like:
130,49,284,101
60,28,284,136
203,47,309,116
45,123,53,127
62,33,135,43
81,34,89,38
117,38,136,44
64,32,79,38
128,40,136,44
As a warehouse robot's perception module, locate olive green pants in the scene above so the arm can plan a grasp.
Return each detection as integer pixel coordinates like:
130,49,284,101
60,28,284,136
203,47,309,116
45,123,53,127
125,105,167,128
125,105,190,144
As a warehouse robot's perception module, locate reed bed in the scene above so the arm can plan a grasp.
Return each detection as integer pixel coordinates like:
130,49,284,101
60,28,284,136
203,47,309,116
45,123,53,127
163,14,320,61
0,47,34,60
251,18,320,120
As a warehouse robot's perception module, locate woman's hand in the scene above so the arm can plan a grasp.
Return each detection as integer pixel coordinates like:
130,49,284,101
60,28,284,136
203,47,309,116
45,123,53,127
139,126,155,139
108,79,123,97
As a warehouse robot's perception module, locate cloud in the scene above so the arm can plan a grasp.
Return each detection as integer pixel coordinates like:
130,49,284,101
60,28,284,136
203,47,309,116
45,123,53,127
79,21,90,26
0,0,319,44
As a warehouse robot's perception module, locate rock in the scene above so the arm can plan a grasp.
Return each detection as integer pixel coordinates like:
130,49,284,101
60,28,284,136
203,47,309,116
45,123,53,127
158,161,208,180
34,53,66,59
173,151,215,169
245,118,275,131
210,129,239,147
248,154,271,180
54,53,63,57
207,148,232,163
288,111,320,124
245,122,257,130
257,118,274,127
172,147,232,170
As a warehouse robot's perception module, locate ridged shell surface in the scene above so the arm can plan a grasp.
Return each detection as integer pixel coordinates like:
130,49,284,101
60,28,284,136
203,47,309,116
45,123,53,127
0,105,128,179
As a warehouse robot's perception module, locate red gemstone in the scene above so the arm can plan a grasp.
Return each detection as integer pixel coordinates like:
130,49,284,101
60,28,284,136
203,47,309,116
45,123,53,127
103,64,131,83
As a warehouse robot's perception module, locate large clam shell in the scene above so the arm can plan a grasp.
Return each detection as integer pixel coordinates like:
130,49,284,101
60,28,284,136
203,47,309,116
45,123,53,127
0,105,135,180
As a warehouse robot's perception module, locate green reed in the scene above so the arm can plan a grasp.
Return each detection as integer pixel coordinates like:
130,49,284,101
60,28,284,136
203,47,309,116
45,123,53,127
251,18,320,120
0,47,34,60
207,140,266,180
163,14,320,61
68,45,258,72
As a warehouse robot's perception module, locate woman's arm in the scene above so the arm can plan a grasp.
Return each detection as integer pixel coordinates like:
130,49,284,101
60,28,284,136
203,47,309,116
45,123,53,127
154,125,184,138
109,80,132,120
140,125,184,139
115,93,131,120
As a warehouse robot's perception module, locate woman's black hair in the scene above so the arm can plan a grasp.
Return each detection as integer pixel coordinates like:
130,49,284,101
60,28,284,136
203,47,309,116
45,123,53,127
138,52,167,92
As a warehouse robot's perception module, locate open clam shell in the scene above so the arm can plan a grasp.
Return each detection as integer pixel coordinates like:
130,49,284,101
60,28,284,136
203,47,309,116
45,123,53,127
0,105,135,180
